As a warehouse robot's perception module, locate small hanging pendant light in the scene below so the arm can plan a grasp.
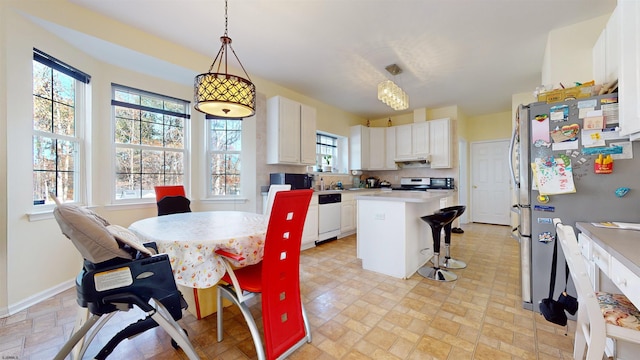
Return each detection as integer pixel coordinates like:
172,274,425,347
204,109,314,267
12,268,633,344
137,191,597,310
194,0,256,118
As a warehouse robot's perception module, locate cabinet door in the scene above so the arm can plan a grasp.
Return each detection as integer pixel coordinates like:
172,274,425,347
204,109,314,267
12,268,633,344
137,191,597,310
340,201,355,233
300,104,317,165
619,0,640,137
368,127,385,170
395,124,412,160
267,96,301,164
302,203,318,249
411,122,429,158
429,118,452,168
349,125,370,170
385,127,397,170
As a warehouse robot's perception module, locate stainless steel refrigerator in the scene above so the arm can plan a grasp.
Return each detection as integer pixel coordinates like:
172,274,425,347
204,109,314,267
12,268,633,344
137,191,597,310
510,93,640,311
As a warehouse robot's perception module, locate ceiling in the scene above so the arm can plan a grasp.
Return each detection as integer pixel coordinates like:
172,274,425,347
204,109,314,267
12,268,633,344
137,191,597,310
67,0,616,119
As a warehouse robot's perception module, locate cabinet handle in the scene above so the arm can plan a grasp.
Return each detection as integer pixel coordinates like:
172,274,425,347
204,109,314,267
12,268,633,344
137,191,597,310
616,277,627,287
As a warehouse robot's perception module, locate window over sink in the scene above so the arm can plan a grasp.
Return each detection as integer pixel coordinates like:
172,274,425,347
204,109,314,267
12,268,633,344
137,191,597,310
316,132,348,174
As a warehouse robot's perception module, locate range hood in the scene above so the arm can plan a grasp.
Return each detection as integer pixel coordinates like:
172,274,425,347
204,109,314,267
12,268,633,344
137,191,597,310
394,156,431,168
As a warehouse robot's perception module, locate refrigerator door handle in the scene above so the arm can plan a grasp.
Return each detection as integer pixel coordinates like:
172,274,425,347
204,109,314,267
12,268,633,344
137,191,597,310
509,115,520,188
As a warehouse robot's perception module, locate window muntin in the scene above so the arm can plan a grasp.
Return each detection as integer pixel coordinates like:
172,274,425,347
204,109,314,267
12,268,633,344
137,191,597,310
207,118,241,196
112,84,189,200
32,49,88,206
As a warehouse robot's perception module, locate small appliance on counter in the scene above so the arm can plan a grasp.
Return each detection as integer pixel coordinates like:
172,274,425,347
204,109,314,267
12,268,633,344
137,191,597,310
269,173,312,190
391,177,455,191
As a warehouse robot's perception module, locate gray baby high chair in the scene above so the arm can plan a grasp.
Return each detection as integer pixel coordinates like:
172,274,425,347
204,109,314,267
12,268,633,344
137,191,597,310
52,200,199,360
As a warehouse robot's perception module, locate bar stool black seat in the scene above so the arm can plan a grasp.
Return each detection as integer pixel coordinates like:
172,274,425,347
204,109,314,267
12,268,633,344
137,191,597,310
418,209,458,282
436,205,467,269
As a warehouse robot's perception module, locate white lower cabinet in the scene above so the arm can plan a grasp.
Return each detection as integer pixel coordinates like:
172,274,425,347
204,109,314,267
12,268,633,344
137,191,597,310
302,195,319,250
340,194,356,236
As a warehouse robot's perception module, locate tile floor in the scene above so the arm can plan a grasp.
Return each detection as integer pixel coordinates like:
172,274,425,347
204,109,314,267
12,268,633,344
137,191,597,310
0,223,577,359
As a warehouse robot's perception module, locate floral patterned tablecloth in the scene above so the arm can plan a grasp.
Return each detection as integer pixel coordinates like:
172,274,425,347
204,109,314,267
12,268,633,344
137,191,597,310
129,211,267,289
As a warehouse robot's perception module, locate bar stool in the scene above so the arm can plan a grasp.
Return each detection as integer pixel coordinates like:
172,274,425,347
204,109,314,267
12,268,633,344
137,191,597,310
418,210,458,282
436,205,467,269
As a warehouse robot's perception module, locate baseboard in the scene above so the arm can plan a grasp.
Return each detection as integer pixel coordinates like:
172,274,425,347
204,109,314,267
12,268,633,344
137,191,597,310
2,279,75,318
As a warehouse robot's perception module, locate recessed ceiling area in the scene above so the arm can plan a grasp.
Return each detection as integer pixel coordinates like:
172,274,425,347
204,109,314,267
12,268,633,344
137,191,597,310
67,0,616,118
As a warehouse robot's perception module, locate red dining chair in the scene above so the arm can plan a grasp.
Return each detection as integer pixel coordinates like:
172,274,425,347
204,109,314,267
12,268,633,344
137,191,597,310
215,189,313,360
154,185,191,216
154,185,186,202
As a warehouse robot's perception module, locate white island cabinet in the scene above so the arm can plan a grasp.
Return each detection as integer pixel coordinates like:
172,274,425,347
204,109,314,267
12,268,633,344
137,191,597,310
356,191,452,279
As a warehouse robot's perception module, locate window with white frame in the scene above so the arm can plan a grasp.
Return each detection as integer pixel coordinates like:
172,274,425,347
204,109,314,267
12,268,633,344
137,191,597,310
206,116,241,196
112,84,189,201
316,133,337,170
32,49,90,206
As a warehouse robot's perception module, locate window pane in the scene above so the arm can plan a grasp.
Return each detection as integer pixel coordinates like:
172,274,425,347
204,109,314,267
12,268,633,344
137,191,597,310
140,95,163,110
57,139,76,171
115,173,140,199
227,130,241,151
115,147,141,174
141,173,162,198
53,102,75,137
52,70,75,106
57,171,75,202
165,151,184,174
33,136,56,170
140,121,164,146
33,61,52,99
115,118,140,144
33,97,53,132
141,110,163,125
33,170,55,204
115,106,139,121
164,125,184,148
115,90,140,104
141,149,164,173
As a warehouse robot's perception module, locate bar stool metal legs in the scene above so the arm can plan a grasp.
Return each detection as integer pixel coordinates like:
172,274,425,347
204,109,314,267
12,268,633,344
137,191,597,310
436,205,467,269
418,210,458,282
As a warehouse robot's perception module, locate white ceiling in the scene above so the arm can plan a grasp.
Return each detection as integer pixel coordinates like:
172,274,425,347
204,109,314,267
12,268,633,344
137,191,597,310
67,0,616,119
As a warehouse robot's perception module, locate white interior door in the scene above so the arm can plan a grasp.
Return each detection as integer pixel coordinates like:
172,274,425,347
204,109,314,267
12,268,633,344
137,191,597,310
471,140,510,225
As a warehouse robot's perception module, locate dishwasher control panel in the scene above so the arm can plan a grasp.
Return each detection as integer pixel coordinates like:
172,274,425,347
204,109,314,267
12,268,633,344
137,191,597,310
318,193,341,204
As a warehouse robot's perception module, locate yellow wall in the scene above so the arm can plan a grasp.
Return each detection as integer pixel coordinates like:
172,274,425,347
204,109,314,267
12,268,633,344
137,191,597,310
466,111,512,142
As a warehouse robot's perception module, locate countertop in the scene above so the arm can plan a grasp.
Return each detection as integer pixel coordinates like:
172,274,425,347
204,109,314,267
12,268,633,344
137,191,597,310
355,190,453,203
576,222,640,278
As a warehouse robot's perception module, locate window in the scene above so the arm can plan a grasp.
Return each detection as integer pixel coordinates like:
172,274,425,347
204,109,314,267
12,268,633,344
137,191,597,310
112,84,189,200
316,133,337,169
206,117,241,196
32,49,90,206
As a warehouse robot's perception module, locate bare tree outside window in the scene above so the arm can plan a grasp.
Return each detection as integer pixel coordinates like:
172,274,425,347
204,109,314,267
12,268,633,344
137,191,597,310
112,85,189,200
208,119,241,196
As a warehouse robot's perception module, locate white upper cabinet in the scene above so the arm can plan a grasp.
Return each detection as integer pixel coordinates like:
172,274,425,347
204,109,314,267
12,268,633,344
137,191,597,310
300,104,317,164
429,118,452,169
368,127,386,170
385,127,398,170
593,6,620,86
395,124,413,160
349,125,370,170
395,122,429,161
618,0,640,139
411,122,429,159
266,96,317,165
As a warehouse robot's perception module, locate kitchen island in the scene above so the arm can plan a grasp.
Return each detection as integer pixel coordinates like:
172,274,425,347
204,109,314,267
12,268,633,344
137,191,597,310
356,191,453,279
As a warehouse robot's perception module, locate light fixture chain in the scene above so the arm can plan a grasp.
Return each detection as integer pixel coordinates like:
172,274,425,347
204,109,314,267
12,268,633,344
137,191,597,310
224,0,228,37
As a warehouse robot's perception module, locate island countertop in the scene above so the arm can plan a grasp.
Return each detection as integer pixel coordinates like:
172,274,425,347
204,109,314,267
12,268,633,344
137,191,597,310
356,190,453,203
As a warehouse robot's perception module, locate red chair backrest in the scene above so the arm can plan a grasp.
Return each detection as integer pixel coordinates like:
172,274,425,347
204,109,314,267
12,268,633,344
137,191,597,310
154,185,186,202
260,189,313,359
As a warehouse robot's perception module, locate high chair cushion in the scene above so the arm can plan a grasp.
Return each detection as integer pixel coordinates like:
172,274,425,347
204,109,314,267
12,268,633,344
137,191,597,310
597,292,640,330
53,204,132,263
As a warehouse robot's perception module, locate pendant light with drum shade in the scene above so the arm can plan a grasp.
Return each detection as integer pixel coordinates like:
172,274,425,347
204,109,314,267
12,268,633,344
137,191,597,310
194,0,256,119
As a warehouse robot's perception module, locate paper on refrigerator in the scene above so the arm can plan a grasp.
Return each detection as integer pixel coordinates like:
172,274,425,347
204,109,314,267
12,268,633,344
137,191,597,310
531,157,576,195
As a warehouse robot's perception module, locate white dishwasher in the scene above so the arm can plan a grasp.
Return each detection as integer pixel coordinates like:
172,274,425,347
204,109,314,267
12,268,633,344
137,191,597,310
318,193,341,243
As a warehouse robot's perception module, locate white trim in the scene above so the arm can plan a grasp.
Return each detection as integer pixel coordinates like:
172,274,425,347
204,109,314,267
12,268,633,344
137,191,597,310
2,279,75,318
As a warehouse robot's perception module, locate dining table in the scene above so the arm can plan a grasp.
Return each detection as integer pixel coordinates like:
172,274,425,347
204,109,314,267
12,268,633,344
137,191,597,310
129,211,267,289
